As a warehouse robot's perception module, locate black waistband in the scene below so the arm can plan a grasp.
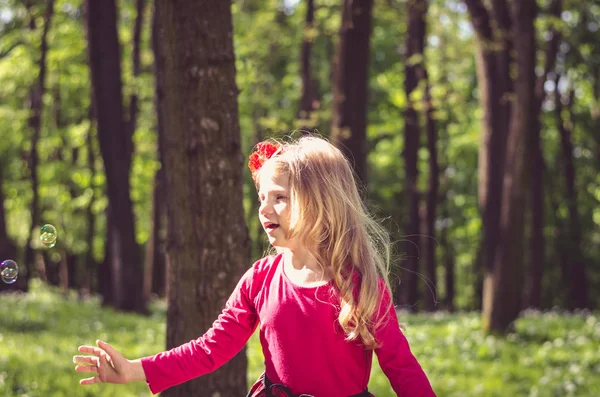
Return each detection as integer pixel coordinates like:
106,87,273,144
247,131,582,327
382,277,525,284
263,373,371,397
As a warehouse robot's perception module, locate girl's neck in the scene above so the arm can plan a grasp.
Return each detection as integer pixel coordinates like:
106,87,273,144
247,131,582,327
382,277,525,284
282,248,331,282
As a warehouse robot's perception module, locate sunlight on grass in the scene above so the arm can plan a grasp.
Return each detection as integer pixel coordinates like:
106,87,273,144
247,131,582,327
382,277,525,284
1,281,599,396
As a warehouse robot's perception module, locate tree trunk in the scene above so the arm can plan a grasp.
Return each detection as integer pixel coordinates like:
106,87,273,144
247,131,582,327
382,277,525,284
21,0,55,292
145,166,166,298
127,0,146,140
482,0,536,333
398,0,426,308
440,201,455,312
330,0,374,186
524,0,562,309
146,6,167,300
422,79,439,311
554,76,588,309
83,110,97,296
86,0,145,313
0,160,18,293
154,0,250,395
298,0,317,133
464,0,512,306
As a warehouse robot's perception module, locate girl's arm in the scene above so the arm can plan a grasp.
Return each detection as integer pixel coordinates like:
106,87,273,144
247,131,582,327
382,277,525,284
374,286,437,397
140,264,261,394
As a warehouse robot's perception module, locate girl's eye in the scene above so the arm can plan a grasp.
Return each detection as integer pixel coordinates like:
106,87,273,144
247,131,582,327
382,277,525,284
277,195,287,200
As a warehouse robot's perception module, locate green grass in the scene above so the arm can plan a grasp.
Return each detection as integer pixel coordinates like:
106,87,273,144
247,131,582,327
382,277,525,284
1,280,599,396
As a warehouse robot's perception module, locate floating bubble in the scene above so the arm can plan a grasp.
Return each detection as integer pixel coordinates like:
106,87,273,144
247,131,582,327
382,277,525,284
1,260,18,284
40,224,57,248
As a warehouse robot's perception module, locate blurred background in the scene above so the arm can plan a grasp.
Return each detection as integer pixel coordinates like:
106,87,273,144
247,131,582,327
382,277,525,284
0,0,599,396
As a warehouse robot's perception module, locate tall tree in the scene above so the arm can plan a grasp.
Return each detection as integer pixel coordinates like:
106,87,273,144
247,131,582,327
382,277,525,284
421,80,439,312
298,0,318,133
0,160,18,293
127,0,147,140
330,0,374,186
154,0,250,395
525,0,563,309
481,0,537,332
21,0,55,291
399,0,427,308
554,75,588,309
420,5,439,312
144,6,167,300
85,0,145,313
464,0,513,314
83,106,97,296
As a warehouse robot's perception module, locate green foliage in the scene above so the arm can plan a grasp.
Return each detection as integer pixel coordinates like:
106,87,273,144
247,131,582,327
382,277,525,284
1,0,599,310
1,282,600,396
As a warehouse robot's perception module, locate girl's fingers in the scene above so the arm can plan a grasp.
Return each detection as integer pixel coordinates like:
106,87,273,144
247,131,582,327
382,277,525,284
79,376,101,385
73,355,98,365
78,346,103,356
75,365,98,373
96,340,119,358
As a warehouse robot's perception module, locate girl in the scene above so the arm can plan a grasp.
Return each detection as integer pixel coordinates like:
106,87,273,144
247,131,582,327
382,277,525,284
73,136,436,397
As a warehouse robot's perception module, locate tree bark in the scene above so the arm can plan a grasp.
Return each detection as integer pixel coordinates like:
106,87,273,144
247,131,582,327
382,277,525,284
0,160,18,293
149,5,168,299
145,165,166,298
554,76,588,309
330,0,374,186
440,202,455,313
298,0,317,133
398,0,427,308
21,0,55,291
154,0,250,395
83,104,97,296
126,0,146,142
464,0,512,303
422,79,439,311
524,0,562,309
482,0,537,333
86,0,145,313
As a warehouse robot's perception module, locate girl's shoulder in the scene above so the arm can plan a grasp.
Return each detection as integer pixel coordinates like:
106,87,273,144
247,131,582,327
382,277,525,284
242,253,283,301
251,252,284,275
244,252,284,286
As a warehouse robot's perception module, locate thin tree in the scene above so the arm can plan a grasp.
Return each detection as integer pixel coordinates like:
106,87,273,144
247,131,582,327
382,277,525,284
330,0,374,186
298,0,318,133
554,75,588,309
420,2,439,312
154,0,250,395
525,0,563,309
465,0,538,332
399,0,427,308
144,5,167,300
21,0,55,292
83,105,97,297
85,0,146,313
0,159,18,293
464,0,513,314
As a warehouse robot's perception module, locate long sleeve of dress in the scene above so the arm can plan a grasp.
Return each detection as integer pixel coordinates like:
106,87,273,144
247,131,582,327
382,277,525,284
374,285,437,397
140,265,260,394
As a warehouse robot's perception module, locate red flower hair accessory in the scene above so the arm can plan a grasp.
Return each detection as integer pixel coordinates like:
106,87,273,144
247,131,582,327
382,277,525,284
248,141,282,177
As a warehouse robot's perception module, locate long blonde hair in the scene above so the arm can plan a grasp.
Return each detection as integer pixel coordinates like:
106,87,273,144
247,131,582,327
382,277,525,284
258,136,393,349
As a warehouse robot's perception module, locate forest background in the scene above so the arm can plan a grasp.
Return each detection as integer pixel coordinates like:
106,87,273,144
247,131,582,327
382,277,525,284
0,0,599,396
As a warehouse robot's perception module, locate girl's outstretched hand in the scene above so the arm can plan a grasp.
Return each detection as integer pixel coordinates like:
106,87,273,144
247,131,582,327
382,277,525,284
73,340,145,385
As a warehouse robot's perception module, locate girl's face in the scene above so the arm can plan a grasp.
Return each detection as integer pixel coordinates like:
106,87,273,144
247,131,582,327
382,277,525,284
257,168,293,249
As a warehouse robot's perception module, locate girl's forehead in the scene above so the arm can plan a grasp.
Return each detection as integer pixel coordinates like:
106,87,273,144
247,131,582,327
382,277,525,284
258,168,289,191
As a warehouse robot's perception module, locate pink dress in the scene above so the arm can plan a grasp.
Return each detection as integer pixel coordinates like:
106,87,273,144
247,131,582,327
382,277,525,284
141,253,437,397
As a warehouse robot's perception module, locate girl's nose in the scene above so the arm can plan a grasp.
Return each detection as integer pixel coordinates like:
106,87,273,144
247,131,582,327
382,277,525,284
259,201,273,216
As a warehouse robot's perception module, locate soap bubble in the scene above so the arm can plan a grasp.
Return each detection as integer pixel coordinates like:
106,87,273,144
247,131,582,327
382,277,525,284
40,224,57,248
1,260,18,284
